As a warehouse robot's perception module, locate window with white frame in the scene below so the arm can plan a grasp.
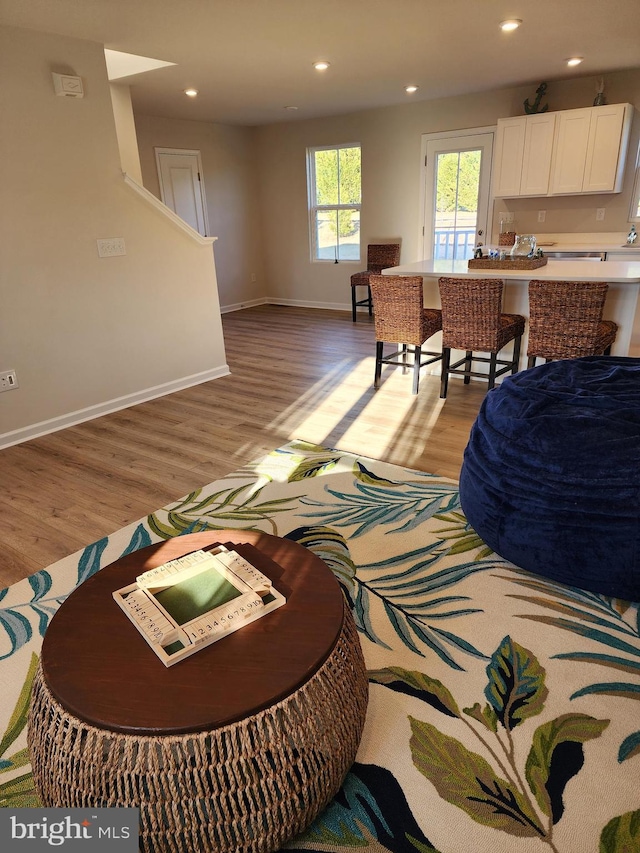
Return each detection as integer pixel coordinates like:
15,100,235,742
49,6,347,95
307,143,361,262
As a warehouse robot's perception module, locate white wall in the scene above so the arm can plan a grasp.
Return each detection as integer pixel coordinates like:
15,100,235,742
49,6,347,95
0,26,228,445
135,115,265,311
254,70,640,308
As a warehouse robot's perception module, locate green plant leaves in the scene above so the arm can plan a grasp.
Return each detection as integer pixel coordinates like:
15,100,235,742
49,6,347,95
393,637,613,844
485,637,548,731
0,653,39,767
600,809,640,853
409,717,544,837
369,667,460,718
0,653,41,807
525,713,610,820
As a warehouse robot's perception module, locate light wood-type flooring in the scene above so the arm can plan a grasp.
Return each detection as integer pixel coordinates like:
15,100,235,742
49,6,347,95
0,305,487,587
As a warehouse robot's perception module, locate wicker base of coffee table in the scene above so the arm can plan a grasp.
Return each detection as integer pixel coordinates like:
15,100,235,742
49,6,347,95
29,604,367,853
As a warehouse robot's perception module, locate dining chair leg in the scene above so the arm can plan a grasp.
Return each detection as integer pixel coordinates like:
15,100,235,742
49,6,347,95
401,344,408,374
463,350,472,385
367,286,373,316
412,346,422,394
604,344,612,355
512,335,522,374
488,352,498,390
440,348,451,398
527,355,537,368
351,287,357,322
374,341,383,388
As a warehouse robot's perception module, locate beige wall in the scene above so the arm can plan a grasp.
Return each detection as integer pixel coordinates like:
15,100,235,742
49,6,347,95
0,26,227,444
110,83,143,183
255,70,640,308
135,115,265,310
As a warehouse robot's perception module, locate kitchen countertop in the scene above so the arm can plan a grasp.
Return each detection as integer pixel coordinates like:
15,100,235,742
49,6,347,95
383,258,640,282
492,232,640,255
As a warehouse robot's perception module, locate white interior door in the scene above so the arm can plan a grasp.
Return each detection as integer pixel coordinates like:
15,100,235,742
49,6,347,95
155,148,209,237
421,129,494,260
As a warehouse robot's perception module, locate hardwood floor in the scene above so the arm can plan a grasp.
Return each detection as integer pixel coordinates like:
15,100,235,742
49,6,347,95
0,305,487,586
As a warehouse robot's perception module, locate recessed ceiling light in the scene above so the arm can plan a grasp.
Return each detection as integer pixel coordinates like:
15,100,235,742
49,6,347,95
313,61,330,71
566,57,584,67
500,19,522,31
405,85,419,94
184,88,198,97
284,106,299,111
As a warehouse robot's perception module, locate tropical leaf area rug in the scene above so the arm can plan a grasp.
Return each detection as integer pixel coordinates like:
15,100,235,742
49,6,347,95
1,440,639,853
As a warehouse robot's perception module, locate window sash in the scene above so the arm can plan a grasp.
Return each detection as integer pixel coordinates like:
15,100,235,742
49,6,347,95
308,144,361,262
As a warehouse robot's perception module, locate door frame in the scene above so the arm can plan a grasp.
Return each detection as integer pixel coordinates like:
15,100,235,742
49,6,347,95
154,147,210,238
419,126,496,259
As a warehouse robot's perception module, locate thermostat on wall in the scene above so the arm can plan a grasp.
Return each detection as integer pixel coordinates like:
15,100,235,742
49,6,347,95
52,72,84,98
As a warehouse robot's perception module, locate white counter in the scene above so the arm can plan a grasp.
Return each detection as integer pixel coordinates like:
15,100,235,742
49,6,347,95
382,258,640,367
490,232,640,256
383,258,640,283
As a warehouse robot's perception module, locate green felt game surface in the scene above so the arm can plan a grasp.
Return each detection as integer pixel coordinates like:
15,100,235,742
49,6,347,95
154,568,243,625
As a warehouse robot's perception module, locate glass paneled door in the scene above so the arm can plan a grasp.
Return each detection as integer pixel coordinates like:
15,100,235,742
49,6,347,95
422,130,494,260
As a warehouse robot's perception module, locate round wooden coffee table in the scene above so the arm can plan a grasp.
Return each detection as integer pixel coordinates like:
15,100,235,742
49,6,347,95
28,531,368,853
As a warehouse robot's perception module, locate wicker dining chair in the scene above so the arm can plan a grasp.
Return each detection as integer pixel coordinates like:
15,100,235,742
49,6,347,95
369,275,442,394
438,277,525,399
351,243,401,322
527,279,618,368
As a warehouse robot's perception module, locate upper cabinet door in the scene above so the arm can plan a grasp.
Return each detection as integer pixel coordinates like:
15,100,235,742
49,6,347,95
583,104,633,193
492,117,526,197
549,108,592,195
549,104,633,195
520,113,556,196
493,114,555,197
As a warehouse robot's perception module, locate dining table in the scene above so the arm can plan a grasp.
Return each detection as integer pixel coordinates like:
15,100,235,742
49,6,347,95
382,258,640,369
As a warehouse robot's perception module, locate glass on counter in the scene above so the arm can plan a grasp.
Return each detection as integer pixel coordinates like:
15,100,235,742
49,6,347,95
510,234,537,258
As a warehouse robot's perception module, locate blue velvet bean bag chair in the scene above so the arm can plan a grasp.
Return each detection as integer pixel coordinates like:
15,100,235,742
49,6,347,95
459,356,640,601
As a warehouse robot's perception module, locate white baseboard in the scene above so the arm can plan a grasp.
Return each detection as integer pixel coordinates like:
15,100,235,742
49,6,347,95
265,297,353,311
220,297,354,313
0,366,230,450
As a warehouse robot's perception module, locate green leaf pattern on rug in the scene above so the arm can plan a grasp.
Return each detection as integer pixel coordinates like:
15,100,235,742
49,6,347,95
285,526,357,600
376,637,609,851
300,472,461,538
499,569,640,763
148,482,303,539
0,652,41,807
432,510,494,560
600,809,640,853
525,714,610,819
484,637,548,731
410,716,544,837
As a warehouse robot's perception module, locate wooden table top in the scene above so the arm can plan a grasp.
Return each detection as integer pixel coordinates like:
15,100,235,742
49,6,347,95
41,531,345,736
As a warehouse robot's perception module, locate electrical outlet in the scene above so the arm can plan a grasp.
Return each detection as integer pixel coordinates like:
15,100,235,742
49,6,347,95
251,273,257,282
537,210,546,223
0,370,19,392
596,208,606,221
97,238,126,257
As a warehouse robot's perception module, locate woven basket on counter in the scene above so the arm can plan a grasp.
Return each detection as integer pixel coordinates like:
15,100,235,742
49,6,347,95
468,257,548,270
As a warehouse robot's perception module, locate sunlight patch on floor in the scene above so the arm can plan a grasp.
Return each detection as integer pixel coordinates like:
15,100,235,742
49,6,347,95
273,356,448,461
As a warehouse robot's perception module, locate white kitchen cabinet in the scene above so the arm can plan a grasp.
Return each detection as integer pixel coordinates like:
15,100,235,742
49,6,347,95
493,103,633,198
549,103,633,195
521,113,557,195
493,113,555,197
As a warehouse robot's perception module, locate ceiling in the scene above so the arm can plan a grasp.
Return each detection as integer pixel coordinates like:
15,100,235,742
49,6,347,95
3,0,640,126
